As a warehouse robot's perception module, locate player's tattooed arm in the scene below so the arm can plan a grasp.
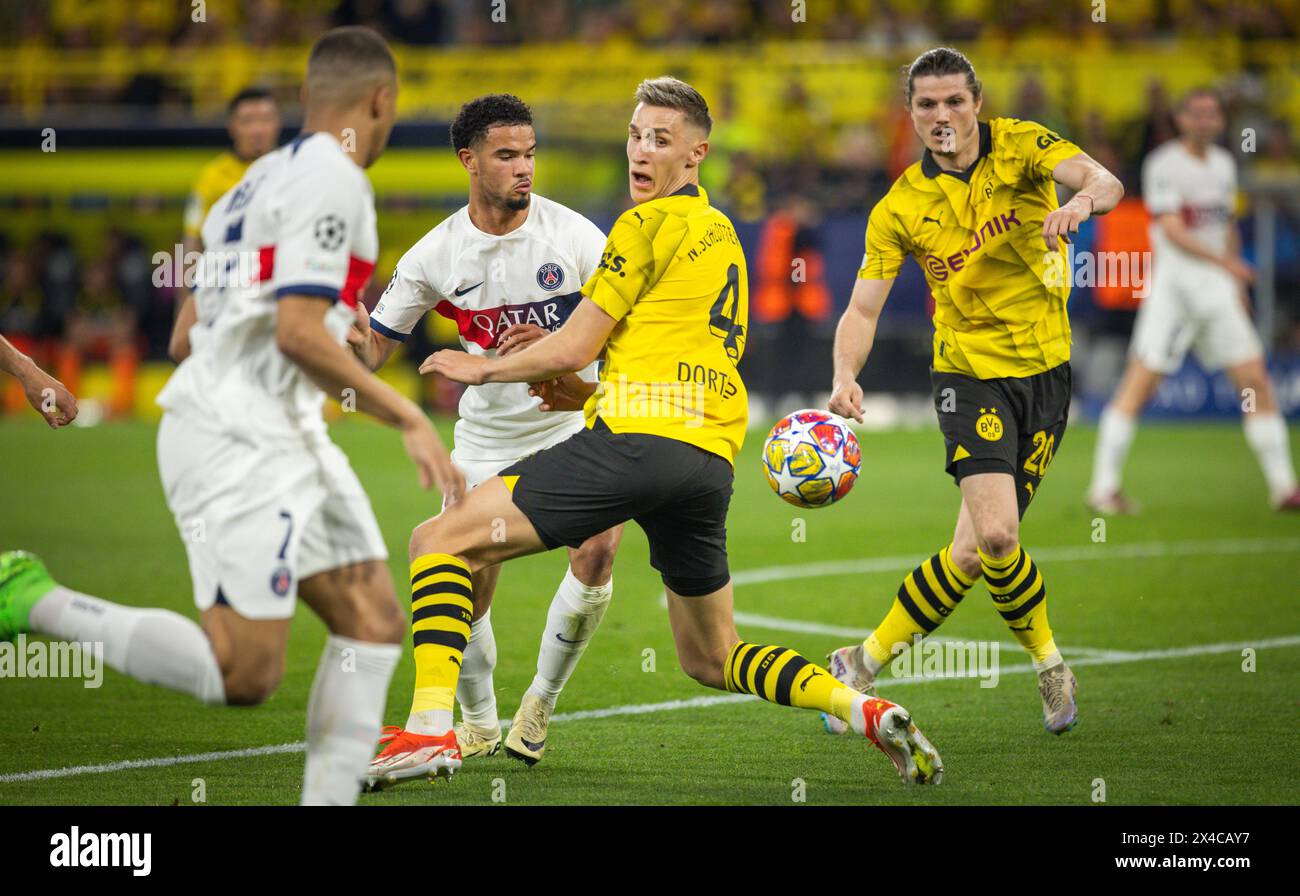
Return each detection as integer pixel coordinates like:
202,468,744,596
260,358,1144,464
830,277,894,423
423,298,616,386
0,334,78,428
1043,152,1124,250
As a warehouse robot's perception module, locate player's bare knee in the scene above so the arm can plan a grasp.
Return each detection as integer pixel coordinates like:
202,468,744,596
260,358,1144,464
572,536,618,585
950,544,983,580
409,516,481,570
344,599,405,644
221,659,283,706
978,526,1020,560
329,585,405,644
408,517,443,561
678,652,726,690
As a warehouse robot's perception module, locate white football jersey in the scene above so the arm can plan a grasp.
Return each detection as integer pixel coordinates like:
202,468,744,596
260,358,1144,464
1142,140,1237,261
371,194,606,460
158,132,378,445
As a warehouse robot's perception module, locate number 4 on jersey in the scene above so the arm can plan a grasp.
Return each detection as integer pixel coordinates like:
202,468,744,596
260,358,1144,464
709,263,745,363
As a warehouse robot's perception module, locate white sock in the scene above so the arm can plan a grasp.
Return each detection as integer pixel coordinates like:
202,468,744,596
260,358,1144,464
848,693,872,737
1242,411,1298,504
301,634,401,806
1089,405,1137,500
526,567,613,709
455,611,498,730
28,586,225,704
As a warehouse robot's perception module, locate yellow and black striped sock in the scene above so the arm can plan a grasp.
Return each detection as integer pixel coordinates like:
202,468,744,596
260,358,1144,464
724,641,859,723
863,544,977,668
408,553,474,729
979,544,1059,668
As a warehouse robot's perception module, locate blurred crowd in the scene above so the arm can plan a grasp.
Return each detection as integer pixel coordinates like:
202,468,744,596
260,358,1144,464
3,67,1299,417
3,1,1300,416
4,0,1299,51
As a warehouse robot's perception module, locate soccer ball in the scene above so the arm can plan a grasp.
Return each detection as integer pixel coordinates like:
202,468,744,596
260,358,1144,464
762,409,862,508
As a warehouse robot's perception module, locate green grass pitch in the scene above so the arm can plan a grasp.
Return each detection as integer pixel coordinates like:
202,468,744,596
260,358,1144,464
1,417,1297,805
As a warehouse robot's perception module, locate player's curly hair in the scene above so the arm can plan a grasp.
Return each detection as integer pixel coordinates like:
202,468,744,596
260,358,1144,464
451,94,534,152
903,47,981,105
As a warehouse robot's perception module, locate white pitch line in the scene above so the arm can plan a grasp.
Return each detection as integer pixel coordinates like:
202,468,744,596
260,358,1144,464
2,634,1296,786
730,536,1300,587
3,536,1292,786
728,609,1127,659
0,742,306,784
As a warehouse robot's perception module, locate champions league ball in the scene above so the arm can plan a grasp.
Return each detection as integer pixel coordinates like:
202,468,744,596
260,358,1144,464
762,410,862,508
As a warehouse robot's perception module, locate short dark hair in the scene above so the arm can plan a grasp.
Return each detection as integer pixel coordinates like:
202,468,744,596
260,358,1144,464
635,77,712,135
227,86,276,116
451,94,533,152
306,26,396,102
904,47,981,105
1178,86,1222,113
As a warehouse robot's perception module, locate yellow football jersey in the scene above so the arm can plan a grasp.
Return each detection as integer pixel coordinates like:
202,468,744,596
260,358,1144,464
859,118,1084,379
582,184,749,464
183,152,251,240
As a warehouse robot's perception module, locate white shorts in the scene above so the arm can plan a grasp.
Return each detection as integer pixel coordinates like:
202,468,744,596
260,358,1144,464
157,414,388,620
1130,258,1262,375
443,426,586,511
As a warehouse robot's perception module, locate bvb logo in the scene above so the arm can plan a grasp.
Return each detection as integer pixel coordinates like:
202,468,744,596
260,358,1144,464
976,407,1003,441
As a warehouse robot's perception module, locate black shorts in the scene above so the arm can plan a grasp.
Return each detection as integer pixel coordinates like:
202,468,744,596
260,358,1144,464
501,419,734,596
931,362,1071,519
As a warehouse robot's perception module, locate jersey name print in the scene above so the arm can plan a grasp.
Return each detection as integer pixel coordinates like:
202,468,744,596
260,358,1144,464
582,184,749,464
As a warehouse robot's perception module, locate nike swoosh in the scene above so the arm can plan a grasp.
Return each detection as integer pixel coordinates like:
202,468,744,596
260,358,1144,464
520,738,545,752
555,633,586,645
453,282,484,297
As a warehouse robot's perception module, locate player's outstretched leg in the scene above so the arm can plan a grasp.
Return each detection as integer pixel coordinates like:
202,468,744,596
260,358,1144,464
376,560,504,770
0,550,225,704
506,527,621,766
366,479,547,791
365,552,474,791
669,584,942,785
821,501,983,734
